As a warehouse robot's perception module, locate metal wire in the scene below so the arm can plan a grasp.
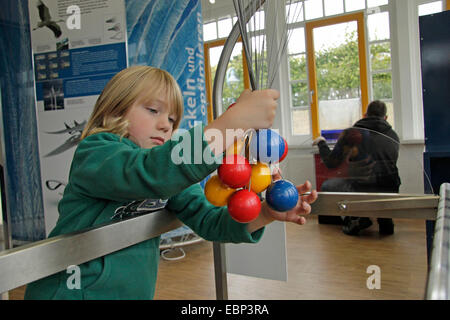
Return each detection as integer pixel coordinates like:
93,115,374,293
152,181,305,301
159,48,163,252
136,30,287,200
232,0,304,90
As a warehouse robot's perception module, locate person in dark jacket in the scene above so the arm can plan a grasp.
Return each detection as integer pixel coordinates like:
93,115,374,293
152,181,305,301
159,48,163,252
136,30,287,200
313,100,400,235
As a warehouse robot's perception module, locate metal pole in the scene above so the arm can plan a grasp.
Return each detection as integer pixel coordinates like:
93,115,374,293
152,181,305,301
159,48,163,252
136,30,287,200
0,86,12,252
426,183,450,300
213,242,228,300
310,192,438,220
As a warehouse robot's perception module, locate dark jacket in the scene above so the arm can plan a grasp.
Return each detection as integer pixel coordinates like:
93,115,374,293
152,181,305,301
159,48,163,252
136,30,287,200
318,117,401,192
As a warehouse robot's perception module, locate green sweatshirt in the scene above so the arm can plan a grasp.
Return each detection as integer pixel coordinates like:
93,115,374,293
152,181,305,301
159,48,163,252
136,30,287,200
24,125,264,300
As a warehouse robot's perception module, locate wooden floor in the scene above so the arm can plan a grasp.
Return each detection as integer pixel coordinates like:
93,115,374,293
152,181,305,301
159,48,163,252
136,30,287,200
7,216,428,300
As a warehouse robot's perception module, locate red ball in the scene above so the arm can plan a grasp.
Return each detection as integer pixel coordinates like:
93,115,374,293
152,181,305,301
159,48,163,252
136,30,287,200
227,189,261,223
278,138,288,163
218,155,252,188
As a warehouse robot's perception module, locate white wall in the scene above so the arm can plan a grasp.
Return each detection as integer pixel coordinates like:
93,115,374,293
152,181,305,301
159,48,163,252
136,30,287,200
390,0,426,143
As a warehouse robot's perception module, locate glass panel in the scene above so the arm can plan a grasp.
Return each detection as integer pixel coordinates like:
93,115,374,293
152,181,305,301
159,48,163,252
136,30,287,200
247,10,265,32
305,0,323,20
209,45,223,109
209,46,223,73
223,44,245,112
315,128,433,198
314,21,360,100
291,82,309,106
292,109,311,135
218,18,233,38
203,22,217,41
345,0,365,12
324,0,344,16
286,0,305,23
289,54,307,81
368,12,390,41
370,42,391,71
319,99,362,130
288,27,305,54
418,1,443,16
367,0,389,8
313,20,362,132
313,20,356,52
372,72,392,100
209,43,245,113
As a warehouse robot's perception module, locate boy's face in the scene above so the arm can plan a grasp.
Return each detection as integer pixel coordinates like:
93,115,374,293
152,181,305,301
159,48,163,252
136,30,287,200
125,95,177,149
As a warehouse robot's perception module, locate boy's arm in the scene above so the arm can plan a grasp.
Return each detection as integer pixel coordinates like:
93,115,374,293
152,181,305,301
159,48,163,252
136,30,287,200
70,126,220,202
167,184,264,244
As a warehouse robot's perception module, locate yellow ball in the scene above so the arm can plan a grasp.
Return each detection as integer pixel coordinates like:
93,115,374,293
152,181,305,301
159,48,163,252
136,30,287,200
205,175,236,207
247,162,272,193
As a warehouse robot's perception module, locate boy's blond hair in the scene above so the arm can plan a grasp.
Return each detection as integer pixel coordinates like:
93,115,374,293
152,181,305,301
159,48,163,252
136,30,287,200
81,66,184,140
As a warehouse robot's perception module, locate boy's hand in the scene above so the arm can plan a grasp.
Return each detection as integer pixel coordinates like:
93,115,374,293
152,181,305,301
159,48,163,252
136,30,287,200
246,169,318,233
230,89,280,130
204,89,279,156
262,169,317,225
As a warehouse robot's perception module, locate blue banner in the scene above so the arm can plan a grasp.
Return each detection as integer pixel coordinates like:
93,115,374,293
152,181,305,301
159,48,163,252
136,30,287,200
126,0,207,130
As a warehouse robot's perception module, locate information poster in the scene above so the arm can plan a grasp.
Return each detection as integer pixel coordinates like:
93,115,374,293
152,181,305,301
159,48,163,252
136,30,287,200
28,0,127,234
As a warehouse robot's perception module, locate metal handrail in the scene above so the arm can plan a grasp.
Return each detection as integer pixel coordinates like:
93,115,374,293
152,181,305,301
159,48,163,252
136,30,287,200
310,192,439,220
0,188,446,298
0,209,182,294
426,183,450,300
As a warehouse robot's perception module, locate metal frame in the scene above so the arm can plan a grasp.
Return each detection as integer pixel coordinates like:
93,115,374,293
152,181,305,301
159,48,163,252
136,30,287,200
0,86,12,251
426,183,450,300
0,187,447,298
310,191,439,220
210,1,265,299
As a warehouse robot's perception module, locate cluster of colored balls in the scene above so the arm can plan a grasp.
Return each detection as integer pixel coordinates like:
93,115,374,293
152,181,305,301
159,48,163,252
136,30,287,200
205,127,300,223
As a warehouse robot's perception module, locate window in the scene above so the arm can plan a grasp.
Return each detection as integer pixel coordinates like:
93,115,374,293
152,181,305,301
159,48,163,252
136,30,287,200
203,21,217,41
305,0,323,20
202,0,395,143
288,26,310,135
284,0,393,140
367,0,388,7
418,1,444,16
367,10,394,126
218,17,233,38
345,0,365,12
324,0,344,16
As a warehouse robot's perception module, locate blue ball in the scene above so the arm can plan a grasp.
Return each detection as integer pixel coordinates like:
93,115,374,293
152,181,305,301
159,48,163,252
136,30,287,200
266,180,299,212
250,129,285,164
